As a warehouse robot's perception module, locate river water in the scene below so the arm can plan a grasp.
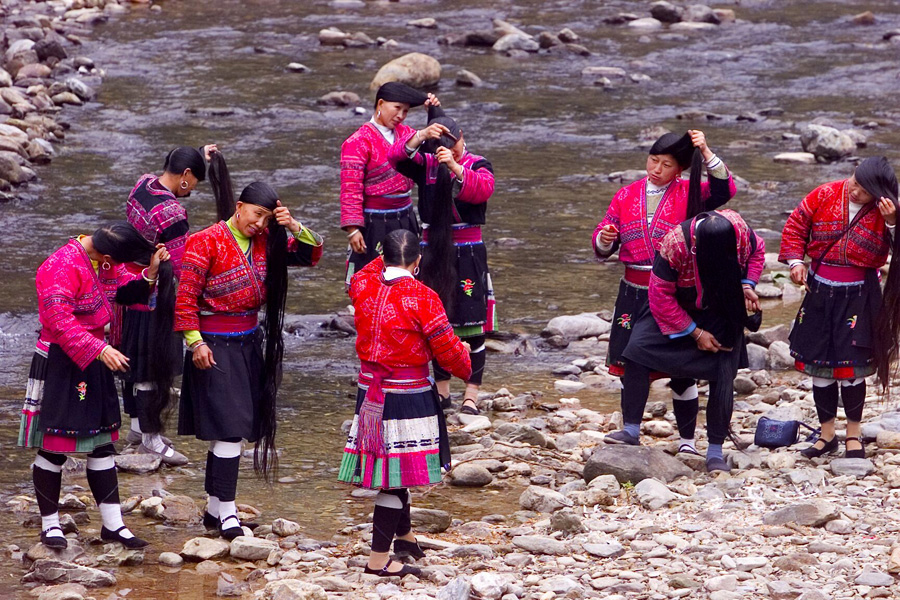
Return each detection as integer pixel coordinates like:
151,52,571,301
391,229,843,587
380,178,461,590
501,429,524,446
0,0,899,596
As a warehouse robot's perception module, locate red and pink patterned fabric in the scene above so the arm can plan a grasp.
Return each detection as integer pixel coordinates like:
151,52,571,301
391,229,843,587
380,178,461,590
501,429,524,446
126,174,189,276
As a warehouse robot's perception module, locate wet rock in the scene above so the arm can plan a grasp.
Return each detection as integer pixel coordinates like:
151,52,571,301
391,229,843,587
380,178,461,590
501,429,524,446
272,518,302,537
511,535,568,555
456,69,482,87
370,52,441,91
115,453,161,474
318,27,348,46
766,341,794,370
492,33,539,53
231,536,278,561
628,17,663,29
36,583,88,600
22,559,116,588
747,343,767,370
762,500,840,527
635,478,677,510
410,507,451,533
158,552,183,567
65,78,94,102
558,28,580,43
180,537,231,561
286,63,309,73
684,4,720,24
263,579,328,600
25,540,86,564
755,283,782,298
582,66,627,80
408,17,437,29
97,545,144,567
800,124,855,162
317,91,359,107
543,313,611,341
584,445,692,484
438,577,471,600
829,458,875,477
494,423,548,447
852,11,876,26
52,92,83,106
774,152,817,165
650,1,684,23
448,464,493,487
554,380,586,394
643,420,674,437
16,63,51,80
519,486,572,513
59,494,86,511
160,495,201,525
733,376,758,395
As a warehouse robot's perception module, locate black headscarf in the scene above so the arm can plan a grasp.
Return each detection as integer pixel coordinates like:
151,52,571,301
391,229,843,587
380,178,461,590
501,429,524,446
375,82,428,108
855,157,899,203
649,132,705,219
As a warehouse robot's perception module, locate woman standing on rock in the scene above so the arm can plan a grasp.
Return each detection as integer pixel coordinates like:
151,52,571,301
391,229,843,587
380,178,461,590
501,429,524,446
613,210,764,473
20,222,174,550
339,229,471,578
597,131,736,454
780,157,899,460
340,82,439,285
121,144,216,467
175,154,322,540
389,105,496,415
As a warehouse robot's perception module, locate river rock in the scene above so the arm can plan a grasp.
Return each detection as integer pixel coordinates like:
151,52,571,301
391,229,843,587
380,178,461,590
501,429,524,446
264,579,328,600
854,569,893,586
0,152,34,184
735,556,769,571
449,464,493,487
762,500,840,527
643,420,674,437
650,1,683,23
774,152,817,165
471,572,507,599
748,324,790,348
16,63,51,80
158,551,183,567
733,376,758,395
584,445,692,484
449,544,494,559
766,341,794,370
36,583,88,600
318,27,348,45
755,283,782,298
628,17,663,29
852,11,876,26
25,540,85,564
438,577,472,600
511,535,568,555
550,509,585,534
493,33,539,53
286,63,309,73
456,69,482,87
800,124,855,162
180,537,231,561
635,478,677,510
22,559,116,588
543,313,611,341
317,91,359,107
684,4,720,24
408,17,437,29
160,495,201,525
97,545,144,567
272,518,302,537
584,541,625,558
370,52,441,91
519,486,571,512
231,536,279,561
494,423,548,447
829,458,875,477
747,343,767,370
115,453,161,474
65,78,94,102
409,507,451,533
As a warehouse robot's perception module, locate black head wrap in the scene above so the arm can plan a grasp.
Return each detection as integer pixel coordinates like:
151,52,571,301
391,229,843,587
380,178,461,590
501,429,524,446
425,105,462,152
375,82,428,108
649,132,695,169
855,157,898,203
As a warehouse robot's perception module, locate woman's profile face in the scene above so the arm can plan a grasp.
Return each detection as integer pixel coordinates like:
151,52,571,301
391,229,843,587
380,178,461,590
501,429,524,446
234,201,273,237
376,100,410,130
646,153,681,186
848,174,875,205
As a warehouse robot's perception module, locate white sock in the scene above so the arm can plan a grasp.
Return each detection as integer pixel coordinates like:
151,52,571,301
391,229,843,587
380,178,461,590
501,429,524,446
130,417,142,435
41,513,64,537
680,438,696,450
99,502,133,539
207,496,220,518
142,433,174,456
219,500,238,528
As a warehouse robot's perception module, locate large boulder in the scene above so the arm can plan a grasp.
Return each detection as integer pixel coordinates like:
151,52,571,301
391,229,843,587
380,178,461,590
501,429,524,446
519,486,572,513
410,507,451,533
22,559,116,588
766,341,794,370
584,445,692,484
448,464,493,487
800,124,855,162
543,313,611,341
650,1,684,23
370,53,441,91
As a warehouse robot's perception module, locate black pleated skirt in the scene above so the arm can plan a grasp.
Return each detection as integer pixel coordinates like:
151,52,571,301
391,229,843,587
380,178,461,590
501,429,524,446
607,279,648,376
345,205,420,285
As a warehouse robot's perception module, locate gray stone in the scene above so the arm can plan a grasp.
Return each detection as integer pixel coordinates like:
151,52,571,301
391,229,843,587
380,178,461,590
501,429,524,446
456,69,482,87
511,535,568,555
766,341,794,370
317,91,359,107
519,486,572,513
231,536,278,561
180,537,231,561
735,556,769,571
762,500,840,527
748,324,790,348
650,1,683,23
492,33,539,53
583,541,625,558
747,343,767,370
438,577,472,600
584,445,692,484
854,570,893,587
801,124,855,162
22,559,116,588
410,507,452,533
370,52,441,91
471,572,506,599
286,63,310,73
449,464,493,487
114,453,161,474
158,551,183,567
774,152,817,165
96,545,144,567
540,576,584,596
734,376,758,395
634,478,677,510
588,474,622,494
408,17,437,29
449,544,494,559
25,540,86,564
628,17,663,29
65,78,94,101
263,579,328,600
493,423,549,447
36,583,88,600
550,510,585,534
684,4,720,24
829,458,875,477
766,580,799,600
705,575,736,592
543,313,611,341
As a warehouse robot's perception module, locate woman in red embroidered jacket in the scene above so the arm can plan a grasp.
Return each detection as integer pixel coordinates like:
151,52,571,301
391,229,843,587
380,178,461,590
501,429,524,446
339,229,471,578
597,131,736,454
121,144,215,466
389,105,495,415
341,83,439,285
175,154,323,540
19,223,173,550
612,210,763,473
779,157,899,460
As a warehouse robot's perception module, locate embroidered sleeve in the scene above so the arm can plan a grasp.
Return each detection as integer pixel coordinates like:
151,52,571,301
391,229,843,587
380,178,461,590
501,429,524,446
340,136,368,229
594,188,624,259
699,161,736,212
456,158,494,205
174,232,212,332
650,233,694,337
744,229,766,285
779,185,824,264
349,256,384,303
36,260,107,370
287,226,324,267
389,130,427,181
420,287,472,380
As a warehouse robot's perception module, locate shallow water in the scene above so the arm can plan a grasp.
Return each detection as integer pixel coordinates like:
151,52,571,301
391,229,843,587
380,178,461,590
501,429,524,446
1,0,900,595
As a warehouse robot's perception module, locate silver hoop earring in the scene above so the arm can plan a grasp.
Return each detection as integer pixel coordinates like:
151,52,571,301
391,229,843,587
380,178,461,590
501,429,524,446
376,110,381,118
180,181,188,190
414,266,420,277
101,262,111,271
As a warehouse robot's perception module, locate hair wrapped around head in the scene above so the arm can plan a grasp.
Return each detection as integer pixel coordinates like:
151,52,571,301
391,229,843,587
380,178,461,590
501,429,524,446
163,146,206,182
650,132,704,219
375,81,428,109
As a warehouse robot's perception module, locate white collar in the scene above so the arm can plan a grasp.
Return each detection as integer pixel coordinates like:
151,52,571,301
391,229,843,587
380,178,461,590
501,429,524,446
369,117,394,141
383,266,413,281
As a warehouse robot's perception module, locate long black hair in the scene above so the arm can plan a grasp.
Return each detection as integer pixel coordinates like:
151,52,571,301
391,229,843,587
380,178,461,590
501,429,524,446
163,146,207,181
208,165,288,478
649,132,705,219
695,213,746,348
383,229,421,267
93,222,176,433
420,162,458,313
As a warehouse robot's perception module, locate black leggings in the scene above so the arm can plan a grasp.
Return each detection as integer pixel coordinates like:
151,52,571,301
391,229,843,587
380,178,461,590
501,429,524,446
433,334,486,386
371,488,410,552
814,381,866,424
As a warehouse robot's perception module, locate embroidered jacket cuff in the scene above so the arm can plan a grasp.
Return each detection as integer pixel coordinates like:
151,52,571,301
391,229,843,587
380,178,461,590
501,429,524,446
669,322,697,339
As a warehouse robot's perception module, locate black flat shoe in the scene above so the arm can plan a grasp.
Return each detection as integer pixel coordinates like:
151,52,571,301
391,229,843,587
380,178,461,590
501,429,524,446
364,558,421,578
845,436,866,459
439,394,452,410
40,526,68,550
219,514,244,541
800,436,838,459
394,538,426,560
101,526,149,549
203,511,219,530
459,399,480,415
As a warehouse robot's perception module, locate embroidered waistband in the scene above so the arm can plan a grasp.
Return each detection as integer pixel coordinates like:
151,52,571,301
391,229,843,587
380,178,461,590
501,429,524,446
364,198,413,213
199,313,259,335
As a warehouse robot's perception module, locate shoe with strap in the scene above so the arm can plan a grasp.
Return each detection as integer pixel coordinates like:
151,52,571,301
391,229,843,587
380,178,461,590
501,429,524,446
40,526,68,550
363,558,422,578
219,514,244,541
394,538,426,560
101,525,149,549
800,436,838,459
845,436,866,459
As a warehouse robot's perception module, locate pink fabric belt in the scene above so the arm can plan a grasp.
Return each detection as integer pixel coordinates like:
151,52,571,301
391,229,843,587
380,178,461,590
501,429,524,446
422,226,483,244
364,196,412,211
624,267,651,287
199,313,258,334
814,263,869,283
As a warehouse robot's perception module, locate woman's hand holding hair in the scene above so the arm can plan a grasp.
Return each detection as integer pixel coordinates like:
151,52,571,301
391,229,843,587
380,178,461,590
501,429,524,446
274,200,301,233
202,144,218,161
688,129,713,161
147,243,170,279
743,285,760,313
425,93,441,107
878,196,897,226
436,147,462,176
99,345,130,372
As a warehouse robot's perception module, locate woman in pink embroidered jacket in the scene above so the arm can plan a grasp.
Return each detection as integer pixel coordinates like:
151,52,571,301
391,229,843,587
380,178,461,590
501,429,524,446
19,223,174,551
612,209,763,474
598,131,736,455
340,83,440,285
389,105,496,416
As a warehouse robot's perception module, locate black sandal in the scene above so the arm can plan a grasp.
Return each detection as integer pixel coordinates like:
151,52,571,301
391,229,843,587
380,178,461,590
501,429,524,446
394,538,426,560
40,526,68,550
219,514,244,541
800,436,838,459
439,394,452,410
101,525,149,549
460,399,480,415
203,511,219,530
845,436,866,459
363,558,421,578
